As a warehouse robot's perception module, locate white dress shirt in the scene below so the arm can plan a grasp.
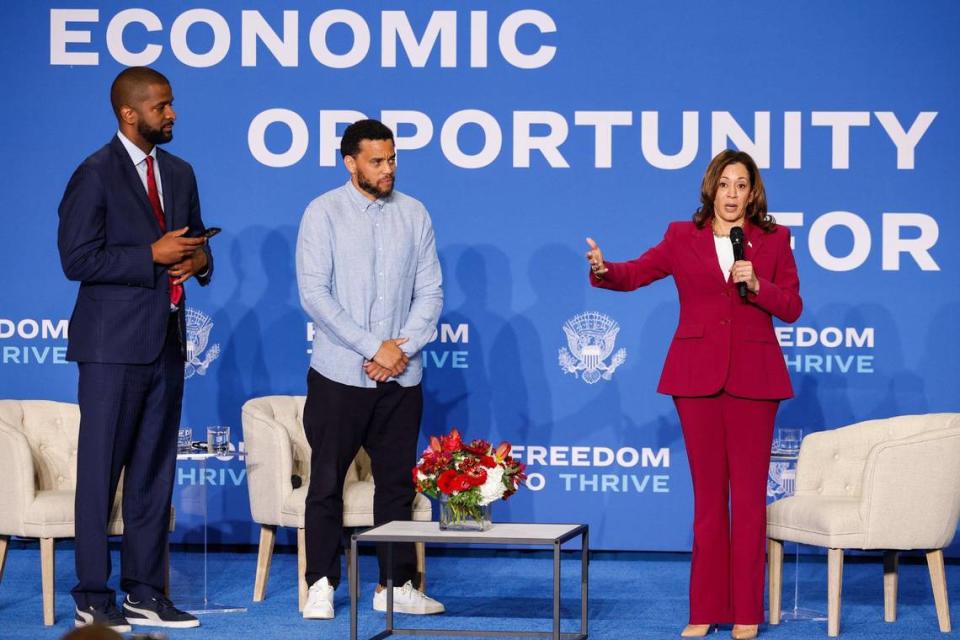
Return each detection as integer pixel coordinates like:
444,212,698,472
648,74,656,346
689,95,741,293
116,130,163,210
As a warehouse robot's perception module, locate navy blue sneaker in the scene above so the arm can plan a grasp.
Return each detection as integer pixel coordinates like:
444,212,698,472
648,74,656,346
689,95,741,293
123,594,200,628
74,602,132,632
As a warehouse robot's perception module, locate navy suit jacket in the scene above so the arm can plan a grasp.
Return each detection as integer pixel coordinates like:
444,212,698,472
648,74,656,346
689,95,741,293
58,136,213,364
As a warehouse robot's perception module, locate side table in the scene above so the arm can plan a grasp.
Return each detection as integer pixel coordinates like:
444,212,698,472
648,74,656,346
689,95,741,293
350,521,589,640
768,451,826,623
173,450,247,614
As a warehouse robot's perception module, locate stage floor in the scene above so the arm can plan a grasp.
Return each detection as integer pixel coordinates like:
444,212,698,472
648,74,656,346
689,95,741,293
0,541,956,639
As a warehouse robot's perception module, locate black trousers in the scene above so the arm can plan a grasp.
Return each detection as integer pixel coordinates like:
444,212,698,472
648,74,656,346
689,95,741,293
303,368,423,589
72,315,183,608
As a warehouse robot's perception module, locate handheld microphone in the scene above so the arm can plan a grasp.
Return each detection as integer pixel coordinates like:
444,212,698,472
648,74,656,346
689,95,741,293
730,227,746,298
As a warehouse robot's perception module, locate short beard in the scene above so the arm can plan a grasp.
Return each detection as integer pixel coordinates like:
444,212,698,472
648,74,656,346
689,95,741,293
357,172,393,199
139,121,173,146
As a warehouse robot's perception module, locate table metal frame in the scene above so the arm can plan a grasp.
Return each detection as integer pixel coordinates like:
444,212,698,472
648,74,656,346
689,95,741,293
349,521,589,640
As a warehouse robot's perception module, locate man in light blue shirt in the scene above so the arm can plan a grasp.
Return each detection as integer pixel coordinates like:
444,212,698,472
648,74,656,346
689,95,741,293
296,119,444,620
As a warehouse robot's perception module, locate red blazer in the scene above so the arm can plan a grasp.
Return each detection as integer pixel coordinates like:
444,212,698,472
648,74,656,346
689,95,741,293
591,220,802,400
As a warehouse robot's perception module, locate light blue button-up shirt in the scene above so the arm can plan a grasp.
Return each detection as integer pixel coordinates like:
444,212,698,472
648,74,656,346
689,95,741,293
296,180,443,388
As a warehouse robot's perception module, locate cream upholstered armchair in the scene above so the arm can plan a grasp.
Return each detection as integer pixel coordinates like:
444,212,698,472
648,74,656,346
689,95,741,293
767,413,960,636
241,395,432,610
0,400,174,626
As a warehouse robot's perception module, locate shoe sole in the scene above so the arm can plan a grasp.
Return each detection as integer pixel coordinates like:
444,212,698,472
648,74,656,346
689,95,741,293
73,620,133,633
372,603,445,615
127,618,201,628
303,610,335,620
75,620,132,633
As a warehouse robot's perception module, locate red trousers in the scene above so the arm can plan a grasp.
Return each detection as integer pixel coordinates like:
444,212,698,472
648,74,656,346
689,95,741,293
674,392,778,625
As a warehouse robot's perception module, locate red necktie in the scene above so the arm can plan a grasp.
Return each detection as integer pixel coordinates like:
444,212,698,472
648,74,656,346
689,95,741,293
145,155,183,306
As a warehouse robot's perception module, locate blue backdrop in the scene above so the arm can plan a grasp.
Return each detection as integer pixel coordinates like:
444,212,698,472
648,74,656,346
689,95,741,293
1,1,958,552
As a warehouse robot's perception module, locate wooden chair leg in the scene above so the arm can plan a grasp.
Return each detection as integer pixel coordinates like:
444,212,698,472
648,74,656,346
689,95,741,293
0,534,9,583
926,549,952,632
41,538,55,626
415,542,426,592
883,551,899,622
827,548,844,637
768,538,783,625
297,528,308,611
253,525,276,602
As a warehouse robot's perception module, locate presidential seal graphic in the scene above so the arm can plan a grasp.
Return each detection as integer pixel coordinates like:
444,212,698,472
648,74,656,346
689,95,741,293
184,307,221,380
767,462,796,499
559,311,627,384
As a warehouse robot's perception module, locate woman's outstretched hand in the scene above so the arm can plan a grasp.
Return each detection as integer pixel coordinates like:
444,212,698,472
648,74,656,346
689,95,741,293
585,237,608,276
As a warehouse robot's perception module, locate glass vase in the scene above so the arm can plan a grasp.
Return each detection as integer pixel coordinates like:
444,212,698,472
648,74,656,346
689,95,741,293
438,494,492,531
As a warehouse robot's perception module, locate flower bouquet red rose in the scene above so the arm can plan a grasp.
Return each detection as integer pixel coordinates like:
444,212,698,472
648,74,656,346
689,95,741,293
413,427,526,529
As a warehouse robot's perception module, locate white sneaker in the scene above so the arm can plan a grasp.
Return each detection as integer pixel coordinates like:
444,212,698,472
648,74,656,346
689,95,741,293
303,577,335,620
372,580,445,615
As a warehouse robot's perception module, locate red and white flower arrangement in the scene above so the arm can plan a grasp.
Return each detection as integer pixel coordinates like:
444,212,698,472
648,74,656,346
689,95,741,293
413,428,527,523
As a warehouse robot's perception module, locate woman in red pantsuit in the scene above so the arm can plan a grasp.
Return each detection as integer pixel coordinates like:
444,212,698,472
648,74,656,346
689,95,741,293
586,150,802,640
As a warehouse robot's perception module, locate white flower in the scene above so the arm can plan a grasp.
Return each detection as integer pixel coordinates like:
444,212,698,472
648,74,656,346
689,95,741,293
478,466,505,506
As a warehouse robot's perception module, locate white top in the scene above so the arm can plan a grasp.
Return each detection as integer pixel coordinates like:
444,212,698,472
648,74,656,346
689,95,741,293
714,234,734,280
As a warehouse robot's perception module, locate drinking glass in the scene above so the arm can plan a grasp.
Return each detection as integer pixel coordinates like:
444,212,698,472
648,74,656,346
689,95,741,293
177,427,193,453
778,427,803,455
206,426,230,454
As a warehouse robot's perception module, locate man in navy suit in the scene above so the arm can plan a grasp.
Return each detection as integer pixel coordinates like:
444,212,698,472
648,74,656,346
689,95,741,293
58,66,213,631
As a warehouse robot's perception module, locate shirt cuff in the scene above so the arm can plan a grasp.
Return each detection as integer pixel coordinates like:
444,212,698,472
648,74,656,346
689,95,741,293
359,335,382,361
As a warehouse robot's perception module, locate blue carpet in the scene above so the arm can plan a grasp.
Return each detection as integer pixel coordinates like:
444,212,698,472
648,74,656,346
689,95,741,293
0,541,956,639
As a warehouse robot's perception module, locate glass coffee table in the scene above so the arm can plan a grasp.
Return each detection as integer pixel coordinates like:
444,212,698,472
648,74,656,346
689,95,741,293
350,521,589,640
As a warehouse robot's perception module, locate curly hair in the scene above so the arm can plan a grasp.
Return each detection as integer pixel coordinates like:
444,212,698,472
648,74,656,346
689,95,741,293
340,119,394,159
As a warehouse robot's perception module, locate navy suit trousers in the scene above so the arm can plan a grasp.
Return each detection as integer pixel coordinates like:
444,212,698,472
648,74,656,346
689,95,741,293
72,314,184,608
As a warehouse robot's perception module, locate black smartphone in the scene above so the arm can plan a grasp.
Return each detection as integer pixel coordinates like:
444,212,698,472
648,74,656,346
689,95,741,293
201,227,222,239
